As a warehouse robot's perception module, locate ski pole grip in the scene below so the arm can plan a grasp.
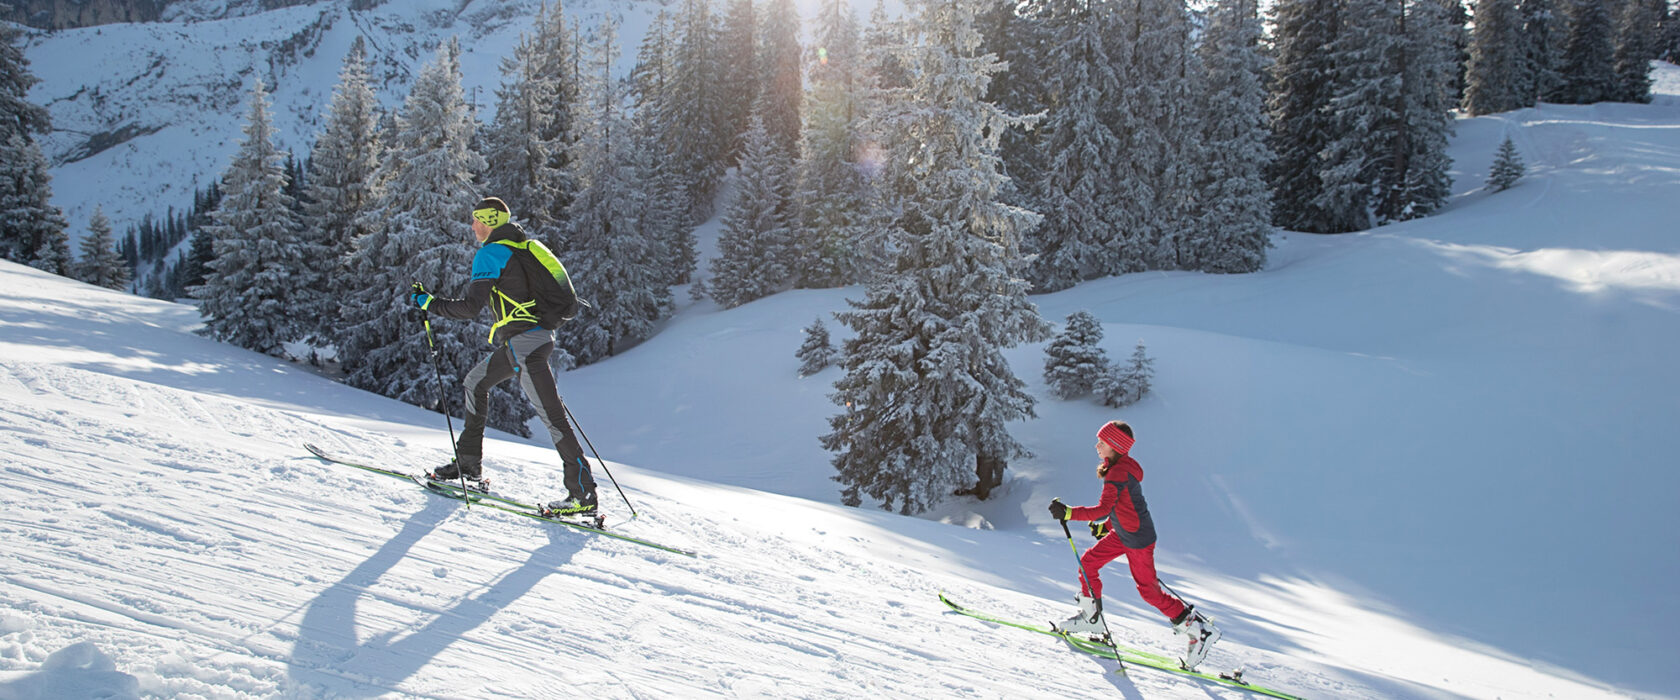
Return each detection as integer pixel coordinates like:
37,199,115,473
1060,519,1074,540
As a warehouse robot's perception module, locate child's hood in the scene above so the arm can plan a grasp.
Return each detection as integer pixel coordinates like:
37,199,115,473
1104,454,1144,483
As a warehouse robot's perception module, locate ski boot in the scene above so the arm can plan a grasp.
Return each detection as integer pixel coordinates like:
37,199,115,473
1172,605,1221,671
540,494,603,527
1053,595,1107,639
428,458,488,493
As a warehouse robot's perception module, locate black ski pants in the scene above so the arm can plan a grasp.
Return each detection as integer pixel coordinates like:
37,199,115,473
458,330,597,500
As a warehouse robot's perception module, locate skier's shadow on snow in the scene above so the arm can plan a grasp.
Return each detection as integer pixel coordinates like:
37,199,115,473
285,497,582,696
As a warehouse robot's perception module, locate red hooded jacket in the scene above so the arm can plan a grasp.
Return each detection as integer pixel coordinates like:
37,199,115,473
1067,455,1157,549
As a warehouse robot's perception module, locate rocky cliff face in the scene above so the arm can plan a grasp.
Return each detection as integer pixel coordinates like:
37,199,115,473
3,0,338,29
4,0,168,29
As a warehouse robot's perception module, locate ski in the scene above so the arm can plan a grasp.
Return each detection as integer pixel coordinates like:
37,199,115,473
938,592,1305,700
303,443,697,558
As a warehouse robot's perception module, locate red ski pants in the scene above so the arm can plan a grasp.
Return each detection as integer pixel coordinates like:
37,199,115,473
1079,535,1187,621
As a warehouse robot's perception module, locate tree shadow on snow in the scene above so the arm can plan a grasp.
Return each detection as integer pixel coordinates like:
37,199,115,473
284,497,582,697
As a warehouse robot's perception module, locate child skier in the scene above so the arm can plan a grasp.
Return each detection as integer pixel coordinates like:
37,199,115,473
1048,420,1221,670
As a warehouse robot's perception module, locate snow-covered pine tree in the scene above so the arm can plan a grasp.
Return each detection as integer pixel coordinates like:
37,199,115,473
529,1,580,224
1465,0,1532,115
337,42,533,435
1043,310,1109,400
1103,0,1201,269
1487,136,1526,191
1097,340,1155,408
1664,5,1680,62
26,206,73,277
559,18,673,364
0,24,48,145
303,38,383,346
1521,0,1565,103
193,79,306,357
1313,0,1394,233
635,8,702,287
0,24,68,270
796,317,836,376
1612,0,1665,103
719,0,759,164
1023,0,1124,292
1380,0,1458,223
1267,0,1344,233
976,0,1051,221
824,0,1049,513
709,113,794,308
630,10,700,288
482,22,566,238
760,0,804,160
668,0,730,222
76,206,129,290
861,0,912,93
1555,0,1617,104
794,0,872,289
1188,0,1273,273
1316,0,1456,229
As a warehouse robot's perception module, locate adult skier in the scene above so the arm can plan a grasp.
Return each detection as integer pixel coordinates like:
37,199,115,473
410,196,599,515
1048,421,1221,669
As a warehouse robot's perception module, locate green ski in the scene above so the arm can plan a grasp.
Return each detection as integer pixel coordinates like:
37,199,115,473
939,592,1305,699
303,443,697,558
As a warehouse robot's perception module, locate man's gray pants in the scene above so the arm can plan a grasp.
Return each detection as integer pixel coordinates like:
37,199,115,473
457,329,596,501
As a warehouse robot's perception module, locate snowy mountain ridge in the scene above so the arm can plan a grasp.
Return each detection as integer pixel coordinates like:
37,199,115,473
20,0,667,235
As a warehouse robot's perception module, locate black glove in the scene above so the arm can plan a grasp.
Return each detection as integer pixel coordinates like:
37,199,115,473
1048,498,1069,521
1090,519,1111,540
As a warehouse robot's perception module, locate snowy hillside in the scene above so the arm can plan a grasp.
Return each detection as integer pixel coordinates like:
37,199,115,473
2,65,1678,698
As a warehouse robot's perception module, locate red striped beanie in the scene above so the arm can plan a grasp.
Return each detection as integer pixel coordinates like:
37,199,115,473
1098,421,1135,455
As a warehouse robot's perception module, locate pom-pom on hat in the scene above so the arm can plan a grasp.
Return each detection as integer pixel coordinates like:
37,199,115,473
1098,421,1135,455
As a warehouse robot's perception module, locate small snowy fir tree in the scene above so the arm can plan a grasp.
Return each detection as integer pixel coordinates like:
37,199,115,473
27,210,73,277
796,317,837,376
1487,137,1526,191
1043,311,1110,400
194,79,306,357
708,112,794,309
76,206,130,290
1097,341,1155,408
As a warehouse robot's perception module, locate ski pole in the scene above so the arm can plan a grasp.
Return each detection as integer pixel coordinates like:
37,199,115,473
562,403,636,519
1060,518,1123,669
414,289,470,507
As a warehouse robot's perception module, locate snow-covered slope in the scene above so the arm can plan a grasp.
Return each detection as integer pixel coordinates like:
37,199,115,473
3,66,1679,698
